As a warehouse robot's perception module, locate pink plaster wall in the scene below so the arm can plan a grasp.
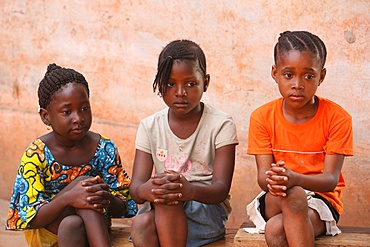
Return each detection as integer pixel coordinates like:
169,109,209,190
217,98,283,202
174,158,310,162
0,1,369,228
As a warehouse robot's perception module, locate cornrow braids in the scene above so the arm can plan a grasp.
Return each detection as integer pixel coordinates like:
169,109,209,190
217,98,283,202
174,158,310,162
38,63,89,109
153,39,207,96
274,31,327,68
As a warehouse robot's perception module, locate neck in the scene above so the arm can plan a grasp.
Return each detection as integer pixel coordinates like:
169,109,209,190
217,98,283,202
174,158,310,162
282,96,318,124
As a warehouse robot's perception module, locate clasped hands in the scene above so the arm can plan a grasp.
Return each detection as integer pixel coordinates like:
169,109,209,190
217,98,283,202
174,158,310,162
265,160,293,197
70,176,111,213
150,170,189,206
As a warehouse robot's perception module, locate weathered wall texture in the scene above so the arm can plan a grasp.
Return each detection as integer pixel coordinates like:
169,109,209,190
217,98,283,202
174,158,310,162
0,1,369,228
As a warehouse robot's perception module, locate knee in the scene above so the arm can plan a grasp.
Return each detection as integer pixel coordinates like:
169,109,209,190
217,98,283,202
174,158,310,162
59,215,86,236
265,216,287,247
131,213,158,247
283,186,308,214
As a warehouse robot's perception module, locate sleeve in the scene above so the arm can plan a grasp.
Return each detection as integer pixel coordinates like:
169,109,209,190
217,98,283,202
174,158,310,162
247,109,273,155
215,116,239,149
100,138,138,218
6,140,50,230
325,112,353,156
135,121,152,154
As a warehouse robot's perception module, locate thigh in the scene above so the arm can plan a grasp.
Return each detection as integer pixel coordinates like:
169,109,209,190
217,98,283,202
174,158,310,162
308,207,326,237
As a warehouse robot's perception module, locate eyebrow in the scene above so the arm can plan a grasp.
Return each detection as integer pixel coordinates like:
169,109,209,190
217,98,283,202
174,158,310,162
282,66,317,72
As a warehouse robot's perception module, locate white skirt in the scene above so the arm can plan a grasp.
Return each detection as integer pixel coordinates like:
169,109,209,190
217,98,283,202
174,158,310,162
246,190,341,236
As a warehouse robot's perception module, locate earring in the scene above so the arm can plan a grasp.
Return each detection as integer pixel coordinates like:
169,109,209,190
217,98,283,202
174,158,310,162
46,124,51,130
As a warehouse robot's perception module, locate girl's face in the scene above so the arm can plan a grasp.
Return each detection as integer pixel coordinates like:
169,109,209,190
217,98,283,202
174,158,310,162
163,59,209,117
271,50,326,111
42,82,92,142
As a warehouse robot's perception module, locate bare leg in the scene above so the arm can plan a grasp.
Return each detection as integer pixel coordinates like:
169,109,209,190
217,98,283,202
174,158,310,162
58,215,88,247
76,208,111,247
264,214,288,247
155,204,187,247
131,210,160,247
264,186,325,247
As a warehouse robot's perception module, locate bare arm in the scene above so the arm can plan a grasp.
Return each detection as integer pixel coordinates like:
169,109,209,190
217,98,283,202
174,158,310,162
181,144,236,204
29,176,109,228
285,154,344,192
258,154,345,195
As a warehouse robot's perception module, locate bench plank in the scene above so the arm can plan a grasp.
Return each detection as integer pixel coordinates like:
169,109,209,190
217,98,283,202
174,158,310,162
234,222,370,247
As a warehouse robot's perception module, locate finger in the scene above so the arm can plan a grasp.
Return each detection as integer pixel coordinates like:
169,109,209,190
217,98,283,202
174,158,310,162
85,184,110,192
153,199,180,205
81,176,100,186
153,173,182,182
276,160,285,166
151,189,182,200
151,177,168,186
270,184,287,191
268,175,288,182
92,200,111,209
270,166,286,173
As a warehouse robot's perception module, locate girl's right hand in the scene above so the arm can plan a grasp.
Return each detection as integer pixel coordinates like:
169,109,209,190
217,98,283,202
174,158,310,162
150,170,184,205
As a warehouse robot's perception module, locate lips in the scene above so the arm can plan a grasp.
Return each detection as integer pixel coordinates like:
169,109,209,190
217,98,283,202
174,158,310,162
174,101,188,107
71,127,84,134
289,94,304,100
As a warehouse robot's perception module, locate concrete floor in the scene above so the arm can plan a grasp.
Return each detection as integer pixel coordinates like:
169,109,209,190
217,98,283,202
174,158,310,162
0,199,28,247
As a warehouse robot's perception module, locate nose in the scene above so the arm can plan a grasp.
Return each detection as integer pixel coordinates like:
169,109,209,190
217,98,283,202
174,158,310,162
72,111,84,123
175,86,187,97
291,78,304,90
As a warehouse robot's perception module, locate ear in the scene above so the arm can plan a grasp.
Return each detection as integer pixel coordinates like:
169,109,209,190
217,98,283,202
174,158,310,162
203,74,210,92
318,68,326,86
271,65,278,83
39,108,50,126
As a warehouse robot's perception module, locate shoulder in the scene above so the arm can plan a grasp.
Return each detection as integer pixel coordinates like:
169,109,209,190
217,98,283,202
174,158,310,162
97,134,118,150
25,138,46,152
139,108,168,128
250,98,282,119
319,97,351,117
203,103,235,121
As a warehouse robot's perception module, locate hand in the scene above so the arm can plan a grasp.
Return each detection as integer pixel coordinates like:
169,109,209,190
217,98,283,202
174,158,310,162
82,176,111,211
266,160,289,197
150,170,185,205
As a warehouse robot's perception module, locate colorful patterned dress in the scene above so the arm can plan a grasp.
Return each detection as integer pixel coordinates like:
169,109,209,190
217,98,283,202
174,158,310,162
6,135,137,230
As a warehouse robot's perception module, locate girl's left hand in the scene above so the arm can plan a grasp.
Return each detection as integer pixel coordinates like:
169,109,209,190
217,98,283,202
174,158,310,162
82,176,111,210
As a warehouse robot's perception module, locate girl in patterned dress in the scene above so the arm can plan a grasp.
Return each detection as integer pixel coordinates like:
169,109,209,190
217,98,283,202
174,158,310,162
6,63,137,247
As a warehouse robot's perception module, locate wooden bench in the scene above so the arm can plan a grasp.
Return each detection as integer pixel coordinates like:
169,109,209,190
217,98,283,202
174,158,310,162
110,218,238,247
234,221,370,247
110,219,370,246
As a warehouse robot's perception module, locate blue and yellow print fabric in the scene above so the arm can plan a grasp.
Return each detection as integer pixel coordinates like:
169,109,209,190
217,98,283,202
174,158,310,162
6,136,137,230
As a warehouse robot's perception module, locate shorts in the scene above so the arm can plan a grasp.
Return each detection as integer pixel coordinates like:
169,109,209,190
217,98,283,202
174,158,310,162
246,190,341,236
137,200,227,247
23,227,58,247
185,201,227,247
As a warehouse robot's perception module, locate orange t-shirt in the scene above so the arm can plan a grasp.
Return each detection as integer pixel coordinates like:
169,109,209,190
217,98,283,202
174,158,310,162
247,97,353,214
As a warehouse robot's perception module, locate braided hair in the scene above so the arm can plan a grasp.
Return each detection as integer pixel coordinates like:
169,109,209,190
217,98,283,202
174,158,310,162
153,40,207,96
274,31,327,68
38,63,89,109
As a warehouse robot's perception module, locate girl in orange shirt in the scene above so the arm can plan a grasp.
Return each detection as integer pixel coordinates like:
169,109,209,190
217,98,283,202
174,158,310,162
247,31,353,247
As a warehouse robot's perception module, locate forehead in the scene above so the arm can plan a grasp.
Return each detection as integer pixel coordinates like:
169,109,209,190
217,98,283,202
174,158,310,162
277,50,322,68
171,59,202,75
51,82,89,101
